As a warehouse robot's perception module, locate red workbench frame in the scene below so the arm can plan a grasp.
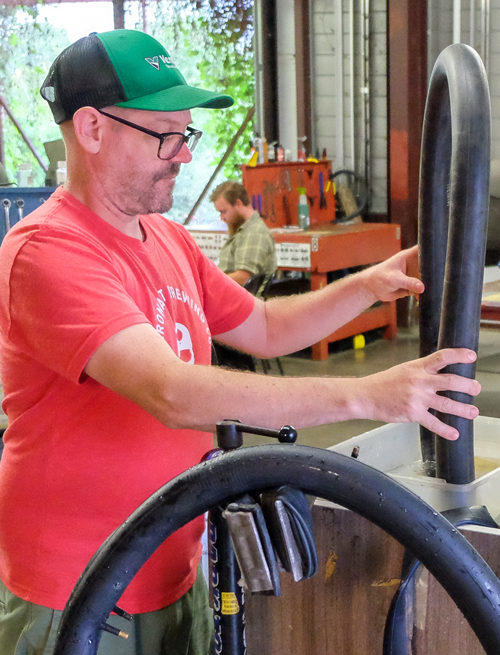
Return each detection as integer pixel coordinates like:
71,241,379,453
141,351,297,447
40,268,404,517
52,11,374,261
272,223,402,360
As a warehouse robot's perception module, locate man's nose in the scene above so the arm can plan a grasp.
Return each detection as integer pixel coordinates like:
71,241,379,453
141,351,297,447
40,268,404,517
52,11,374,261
172,142,192,164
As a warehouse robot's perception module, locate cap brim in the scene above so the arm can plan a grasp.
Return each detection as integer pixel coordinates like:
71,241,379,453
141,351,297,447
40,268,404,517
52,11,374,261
115,84,234,111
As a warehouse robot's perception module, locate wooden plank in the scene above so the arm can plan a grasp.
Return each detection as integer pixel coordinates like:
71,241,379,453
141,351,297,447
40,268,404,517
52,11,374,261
245,505,500,655
246,505,404,655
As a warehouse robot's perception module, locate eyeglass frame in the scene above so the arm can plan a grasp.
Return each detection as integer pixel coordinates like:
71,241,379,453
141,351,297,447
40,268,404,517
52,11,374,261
97,109,203,161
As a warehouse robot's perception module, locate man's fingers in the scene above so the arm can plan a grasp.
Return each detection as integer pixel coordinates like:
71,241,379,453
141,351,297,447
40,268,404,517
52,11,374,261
405,276,425,295
429,393,480,420
395,244,418,262
434,373,481,396
423,348,477,374
387,271,424,297
420,412,460,441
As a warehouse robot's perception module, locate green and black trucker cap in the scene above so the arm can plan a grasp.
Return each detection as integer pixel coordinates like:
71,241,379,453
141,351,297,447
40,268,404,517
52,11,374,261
41,29,234,124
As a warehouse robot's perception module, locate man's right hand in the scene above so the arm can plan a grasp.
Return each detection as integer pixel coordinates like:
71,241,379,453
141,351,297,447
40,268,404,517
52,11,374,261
356,348,481,441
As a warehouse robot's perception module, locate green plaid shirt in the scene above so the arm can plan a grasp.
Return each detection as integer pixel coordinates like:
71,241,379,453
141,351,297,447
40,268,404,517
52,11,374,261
218,212,277,279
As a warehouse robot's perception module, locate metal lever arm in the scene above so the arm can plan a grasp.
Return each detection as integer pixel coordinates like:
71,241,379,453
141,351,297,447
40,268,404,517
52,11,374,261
216,420,297,450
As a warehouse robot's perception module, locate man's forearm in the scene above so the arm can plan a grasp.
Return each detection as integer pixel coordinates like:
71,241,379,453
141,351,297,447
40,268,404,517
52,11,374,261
262,270,376,356
85,323,480,441
147,361,362,432
218,269,376,358
217,247,424,359
115,344,480,441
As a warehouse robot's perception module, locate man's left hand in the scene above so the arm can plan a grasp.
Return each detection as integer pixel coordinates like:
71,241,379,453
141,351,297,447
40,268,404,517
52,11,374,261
362,245,424,303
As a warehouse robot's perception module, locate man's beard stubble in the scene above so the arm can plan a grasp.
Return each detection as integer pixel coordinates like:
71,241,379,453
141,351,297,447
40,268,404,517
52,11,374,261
117,162,181,216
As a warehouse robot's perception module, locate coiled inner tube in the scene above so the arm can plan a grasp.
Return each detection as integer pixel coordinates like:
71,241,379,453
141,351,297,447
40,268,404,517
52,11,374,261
54,444,500,655
418,43,491,484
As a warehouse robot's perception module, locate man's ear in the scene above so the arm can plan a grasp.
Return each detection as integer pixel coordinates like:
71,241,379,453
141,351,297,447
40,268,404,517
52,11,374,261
233,198,244,211
72,107,104,154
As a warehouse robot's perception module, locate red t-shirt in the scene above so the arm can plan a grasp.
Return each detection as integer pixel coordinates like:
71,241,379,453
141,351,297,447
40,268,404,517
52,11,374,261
0,187,254,612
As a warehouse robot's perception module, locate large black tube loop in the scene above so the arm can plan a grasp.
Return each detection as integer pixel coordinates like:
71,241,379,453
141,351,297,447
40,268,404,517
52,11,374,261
419,44,491,483
54,445,500,655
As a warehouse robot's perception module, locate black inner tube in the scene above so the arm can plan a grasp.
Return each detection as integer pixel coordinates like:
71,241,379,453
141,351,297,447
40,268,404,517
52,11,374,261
418,44,491,484
54,444,500,655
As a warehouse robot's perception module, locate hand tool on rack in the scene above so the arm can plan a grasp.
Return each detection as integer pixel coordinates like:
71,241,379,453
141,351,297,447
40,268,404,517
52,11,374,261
2,198,11,234
282,195,291,225
14,198,24,221
319,171,327,209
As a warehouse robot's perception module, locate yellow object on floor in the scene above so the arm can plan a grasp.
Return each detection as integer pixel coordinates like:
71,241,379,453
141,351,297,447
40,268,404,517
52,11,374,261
353,334,365,349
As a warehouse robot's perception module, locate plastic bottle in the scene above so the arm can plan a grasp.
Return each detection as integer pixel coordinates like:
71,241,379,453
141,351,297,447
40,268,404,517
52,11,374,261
262,137,269,163
297,136,307,162
17,163,32,187
56,161,67,185
255,136,269,164
297,188,310,230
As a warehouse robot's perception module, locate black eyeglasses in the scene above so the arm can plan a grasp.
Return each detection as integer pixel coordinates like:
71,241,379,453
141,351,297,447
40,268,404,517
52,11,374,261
97,109,203,161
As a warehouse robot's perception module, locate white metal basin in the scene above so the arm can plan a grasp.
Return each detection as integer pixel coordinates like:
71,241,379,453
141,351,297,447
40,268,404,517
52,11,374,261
328,416,500,521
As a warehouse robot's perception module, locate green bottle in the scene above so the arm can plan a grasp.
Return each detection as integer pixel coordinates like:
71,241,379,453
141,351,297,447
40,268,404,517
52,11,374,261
297,188,310,230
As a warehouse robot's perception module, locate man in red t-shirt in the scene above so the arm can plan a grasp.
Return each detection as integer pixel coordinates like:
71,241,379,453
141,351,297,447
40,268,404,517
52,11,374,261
0,30,480,655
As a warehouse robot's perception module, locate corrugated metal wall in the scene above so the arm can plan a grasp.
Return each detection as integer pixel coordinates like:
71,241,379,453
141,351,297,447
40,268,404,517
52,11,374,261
310,0,388,214
310,0,500,215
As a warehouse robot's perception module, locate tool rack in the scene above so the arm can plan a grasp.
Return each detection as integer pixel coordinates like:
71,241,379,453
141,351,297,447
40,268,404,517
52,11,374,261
241,161,334,228
0,187,56,239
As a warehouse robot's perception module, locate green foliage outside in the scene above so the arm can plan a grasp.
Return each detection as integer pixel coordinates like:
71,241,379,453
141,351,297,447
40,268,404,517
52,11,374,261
141,0,255,223
0,6,69,186
0,0,255,224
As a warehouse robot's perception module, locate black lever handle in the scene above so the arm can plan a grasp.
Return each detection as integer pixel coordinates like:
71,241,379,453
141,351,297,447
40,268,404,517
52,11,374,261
216,419,297,451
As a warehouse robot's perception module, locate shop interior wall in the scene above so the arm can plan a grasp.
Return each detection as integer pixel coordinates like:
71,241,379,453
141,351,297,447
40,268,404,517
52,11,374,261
428,0,500,161
310,0,388,217
309,0,500,220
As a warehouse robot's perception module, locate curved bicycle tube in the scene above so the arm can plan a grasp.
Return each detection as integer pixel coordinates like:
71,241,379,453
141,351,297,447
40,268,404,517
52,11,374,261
54,444,500,655
418,43,491,483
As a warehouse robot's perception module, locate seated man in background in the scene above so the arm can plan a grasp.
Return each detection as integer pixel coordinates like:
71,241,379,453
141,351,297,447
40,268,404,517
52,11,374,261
211,181,277,291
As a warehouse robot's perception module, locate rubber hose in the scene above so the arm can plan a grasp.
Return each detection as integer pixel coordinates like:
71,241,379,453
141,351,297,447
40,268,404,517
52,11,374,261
418,44,491,484
54,444,500,655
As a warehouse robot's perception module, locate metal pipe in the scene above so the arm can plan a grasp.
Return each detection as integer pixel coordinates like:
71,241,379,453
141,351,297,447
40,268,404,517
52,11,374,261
470,0,475,48
481,0,485,60
349,0,355,169
480,0,489,73
253,0,265,139
453,0,462,44
183,107,255,225
335,0,345,169
361,0,371,208
359,0,366,182
276,0,298,160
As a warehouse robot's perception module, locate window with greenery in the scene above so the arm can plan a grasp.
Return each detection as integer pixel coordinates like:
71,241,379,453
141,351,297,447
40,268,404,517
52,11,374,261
0,0,254,224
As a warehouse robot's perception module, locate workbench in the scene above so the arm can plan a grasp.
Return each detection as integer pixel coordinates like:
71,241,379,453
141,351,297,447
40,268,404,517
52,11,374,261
481,276,500,323
272,222,402,360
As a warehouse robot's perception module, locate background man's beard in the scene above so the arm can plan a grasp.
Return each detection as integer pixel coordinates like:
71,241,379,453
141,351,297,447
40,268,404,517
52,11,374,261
228,213,246,236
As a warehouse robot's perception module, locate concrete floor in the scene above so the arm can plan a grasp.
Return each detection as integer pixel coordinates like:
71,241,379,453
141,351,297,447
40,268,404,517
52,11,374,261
242,322,500,450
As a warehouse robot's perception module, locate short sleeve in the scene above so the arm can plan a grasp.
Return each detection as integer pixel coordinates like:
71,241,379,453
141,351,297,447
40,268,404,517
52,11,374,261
3,231,149,382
